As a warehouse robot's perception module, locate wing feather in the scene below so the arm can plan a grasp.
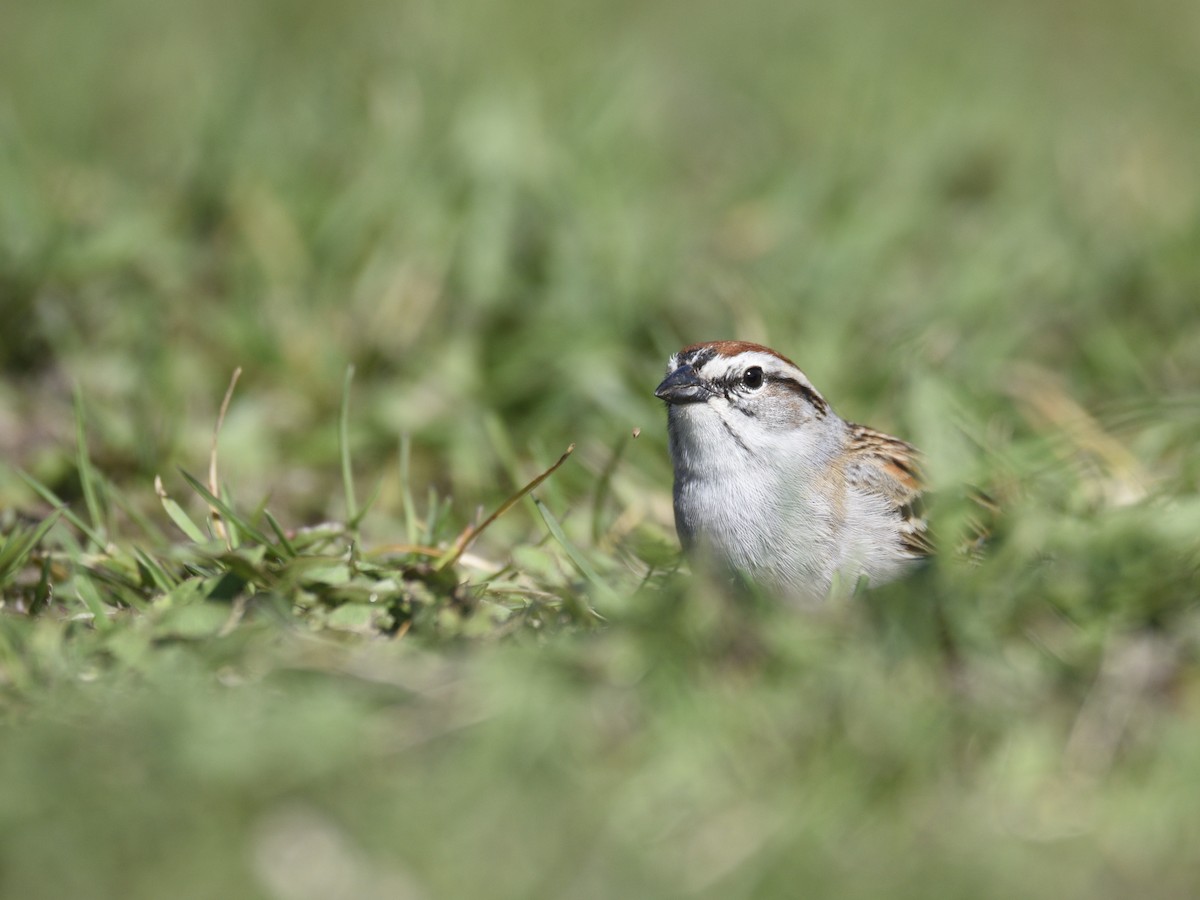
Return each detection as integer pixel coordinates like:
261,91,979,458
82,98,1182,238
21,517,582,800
844,424,932,558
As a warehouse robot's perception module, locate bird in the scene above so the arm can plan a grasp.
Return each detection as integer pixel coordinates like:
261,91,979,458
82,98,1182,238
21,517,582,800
655,340,928,602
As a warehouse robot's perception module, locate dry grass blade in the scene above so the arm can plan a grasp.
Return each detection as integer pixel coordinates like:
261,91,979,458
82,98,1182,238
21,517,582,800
434,443,576,571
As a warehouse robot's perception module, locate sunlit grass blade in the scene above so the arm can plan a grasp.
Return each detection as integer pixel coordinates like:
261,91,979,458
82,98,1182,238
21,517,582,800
532,495,612,615
178,470,278,557
398,435,419,546
207,368,242,548
156,476,210,543
340,364,359,526
221,487,243,548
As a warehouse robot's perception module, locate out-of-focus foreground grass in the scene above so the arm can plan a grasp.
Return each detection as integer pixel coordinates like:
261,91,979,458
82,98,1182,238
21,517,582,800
2,0,1199,896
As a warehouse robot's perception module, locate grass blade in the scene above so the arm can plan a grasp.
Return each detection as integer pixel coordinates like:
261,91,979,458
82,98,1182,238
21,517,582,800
0,509,63,583
220,486,242,548
263,510,297,558
207,367,242,548
398,435,419,546
14,469,106,547
532,495,613,613
592,431,633,543
178,470,277,555
74,389,106,545
74,576,113,631
134,547,179,592
436,444,576,571
340,365,358,525
156,476,211,543
349,475,384,531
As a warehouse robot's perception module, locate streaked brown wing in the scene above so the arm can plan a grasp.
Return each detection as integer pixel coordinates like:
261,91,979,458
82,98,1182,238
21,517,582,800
844,424,931,558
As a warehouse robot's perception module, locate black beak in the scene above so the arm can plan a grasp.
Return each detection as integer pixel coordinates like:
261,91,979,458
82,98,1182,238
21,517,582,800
654,364,710,405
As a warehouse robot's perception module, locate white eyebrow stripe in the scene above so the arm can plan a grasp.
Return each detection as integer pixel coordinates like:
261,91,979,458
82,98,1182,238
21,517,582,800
702,350,800,381
696,350,830,414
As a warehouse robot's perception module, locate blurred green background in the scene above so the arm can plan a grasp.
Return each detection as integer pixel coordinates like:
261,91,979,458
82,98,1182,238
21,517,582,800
2,0,1199,896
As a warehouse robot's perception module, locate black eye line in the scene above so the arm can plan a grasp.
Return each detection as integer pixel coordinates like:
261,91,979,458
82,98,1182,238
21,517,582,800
719,367,763,409
717,369,829,416
718,368,764,388
772,375,829,415
719,368,767,390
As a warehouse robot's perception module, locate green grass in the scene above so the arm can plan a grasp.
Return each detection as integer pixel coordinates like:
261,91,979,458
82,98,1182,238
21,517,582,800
2,0,1200,896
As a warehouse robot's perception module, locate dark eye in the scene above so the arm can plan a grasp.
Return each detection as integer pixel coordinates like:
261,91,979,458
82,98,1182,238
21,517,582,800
743,366,764,389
